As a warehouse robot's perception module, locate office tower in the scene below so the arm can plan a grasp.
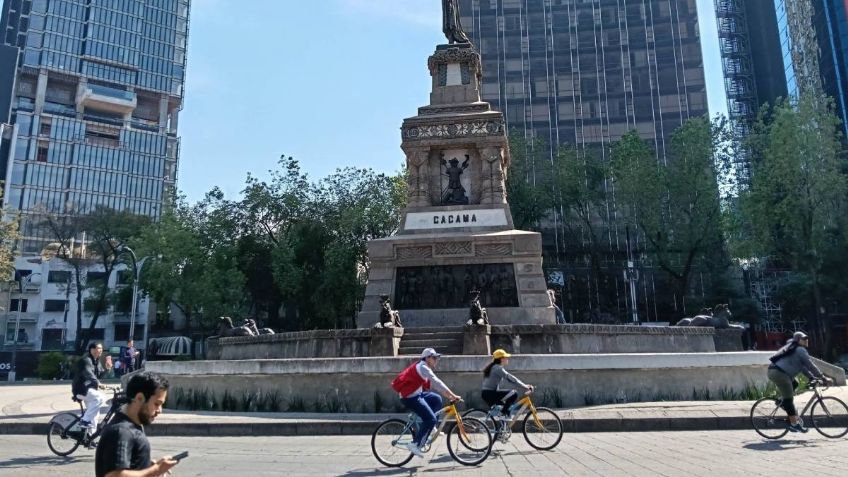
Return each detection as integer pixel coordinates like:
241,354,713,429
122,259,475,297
0,0,187,372
459,1,710,321
1,0,189,253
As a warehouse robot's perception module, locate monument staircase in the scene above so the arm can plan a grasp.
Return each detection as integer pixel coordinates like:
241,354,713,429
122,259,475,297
398,327,464,355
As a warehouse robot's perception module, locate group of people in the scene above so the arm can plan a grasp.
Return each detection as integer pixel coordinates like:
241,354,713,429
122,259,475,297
391,347,533,457
67,330,833,474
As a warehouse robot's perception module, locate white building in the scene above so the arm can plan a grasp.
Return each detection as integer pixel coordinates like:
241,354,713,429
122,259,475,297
1,255,153,353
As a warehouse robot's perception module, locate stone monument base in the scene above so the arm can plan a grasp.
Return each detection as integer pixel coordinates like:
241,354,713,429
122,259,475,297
358,227,555,327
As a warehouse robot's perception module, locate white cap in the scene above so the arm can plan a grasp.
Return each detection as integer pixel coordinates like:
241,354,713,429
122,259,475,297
791,331,809,342
421,348,442,359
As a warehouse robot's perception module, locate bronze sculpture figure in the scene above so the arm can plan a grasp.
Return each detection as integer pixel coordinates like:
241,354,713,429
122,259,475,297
442,0,471,44
379,295,403,328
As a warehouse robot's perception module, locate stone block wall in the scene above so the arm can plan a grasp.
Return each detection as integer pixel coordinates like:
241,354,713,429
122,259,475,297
489,324,718,354
149,352,774,412
205,328,402,360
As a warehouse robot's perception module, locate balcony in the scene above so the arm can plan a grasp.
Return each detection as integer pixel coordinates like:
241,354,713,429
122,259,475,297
78,84,137,115
2,312,39,323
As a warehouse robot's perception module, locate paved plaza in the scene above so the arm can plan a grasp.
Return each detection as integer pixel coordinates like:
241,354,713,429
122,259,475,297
0,431,846,476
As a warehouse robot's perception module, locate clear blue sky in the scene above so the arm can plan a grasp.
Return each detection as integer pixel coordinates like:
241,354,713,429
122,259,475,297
178,0,727,203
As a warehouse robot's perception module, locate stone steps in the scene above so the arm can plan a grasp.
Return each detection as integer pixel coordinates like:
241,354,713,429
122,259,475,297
398,326,465,355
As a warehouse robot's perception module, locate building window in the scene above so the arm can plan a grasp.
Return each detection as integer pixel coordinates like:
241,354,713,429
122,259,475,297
116,270,132,285
78,328,105,343
114,324,144,342
14,269,33,281
36,144,48,162
48,271,71,283
86,271,107,284
9,298,28,312
43,299,68,312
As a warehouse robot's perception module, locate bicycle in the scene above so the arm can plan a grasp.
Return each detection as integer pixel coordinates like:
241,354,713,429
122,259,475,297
463,389,563,450
750,378,848,439
371,398,492,467
47,387,126,456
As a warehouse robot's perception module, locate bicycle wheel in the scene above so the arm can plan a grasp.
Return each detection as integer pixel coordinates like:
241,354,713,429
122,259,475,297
47,422,81,457
522,407,563,450
461,408,497,435
371,419,414,467
447,416,492,466
750,397,789,439
811,396,848,438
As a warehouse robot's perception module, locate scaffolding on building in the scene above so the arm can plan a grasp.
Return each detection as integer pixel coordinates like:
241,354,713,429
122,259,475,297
715,0,757,185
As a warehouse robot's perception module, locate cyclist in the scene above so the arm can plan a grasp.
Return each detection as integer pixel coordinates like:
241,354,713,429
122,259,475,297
72,342,113,436
768,331,833,432
481,349,533,424
391,348,461,458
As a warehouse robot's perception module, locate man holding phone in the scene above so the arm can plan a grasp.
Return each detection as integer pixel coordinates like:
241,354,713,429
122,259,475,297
95,372,180,477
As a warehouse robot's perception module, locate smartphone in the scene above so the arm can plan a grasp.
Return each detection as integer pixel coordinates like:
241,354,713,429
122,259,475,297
172,451,189,461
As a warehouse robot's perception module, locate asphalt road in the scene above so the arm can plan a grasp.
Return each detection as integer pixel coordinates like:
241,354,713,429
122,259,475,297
0,430,846,476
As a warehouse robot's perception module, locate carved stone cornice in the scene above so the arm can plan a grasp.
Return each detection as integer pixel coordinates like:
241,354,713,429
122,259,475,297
428,47,481,75
402,119,505,141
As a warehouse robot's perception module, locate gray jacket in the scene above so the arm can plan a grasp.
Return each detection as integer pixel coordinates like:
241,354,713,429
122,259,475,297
772,346,824,380
482,364,527,391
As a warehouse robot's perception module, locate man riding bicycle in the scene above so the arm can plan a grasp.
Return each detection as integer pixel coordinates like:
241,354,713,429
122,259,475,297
391,348,461,458
768,331,833,432
72,342,113,436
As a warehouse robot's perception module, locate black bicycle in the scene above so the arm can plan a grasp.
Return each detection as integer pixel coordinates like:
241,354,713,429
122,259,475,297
47,387,125,456
750,379,848,439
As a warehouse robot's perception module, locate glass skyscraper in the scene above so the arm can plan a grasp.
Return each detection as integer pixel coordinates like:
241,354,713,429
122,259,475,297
458,0,709,321
0,0,189,253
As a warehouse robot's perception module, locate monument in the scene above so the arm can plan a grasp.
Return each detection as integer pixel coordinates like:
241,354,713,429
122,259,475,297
357,1,556,327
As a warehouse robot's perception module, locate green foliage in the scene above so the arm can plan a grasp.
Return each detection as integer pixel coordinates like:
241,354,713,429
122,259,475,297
734,94,848,357
610,118,729,313
505,133,554,230
37,352,66,380
134,156,406,332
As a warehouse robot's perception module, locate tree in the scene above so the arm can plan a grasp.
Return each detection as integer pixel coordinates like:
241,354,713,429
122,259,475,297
610,117,728,315
37,207,149,354
135,195,246,332
737,94,847,357
505,134,553,230
0,189,19,281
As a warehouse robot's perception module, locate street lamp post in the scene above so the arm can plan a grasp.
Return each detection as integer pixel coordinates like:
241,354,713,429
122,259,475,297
8,271,42,382
119,246,150,365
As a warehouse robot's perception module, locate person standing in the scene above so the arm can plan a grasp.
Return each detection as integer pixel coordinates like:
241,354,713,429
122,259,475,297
123,339,140,373
72,342,113,435
95,372,178,477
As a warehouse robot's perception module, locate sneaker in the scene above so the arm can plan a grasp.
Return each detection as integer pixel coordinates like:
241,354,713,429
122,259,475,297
787,422,809,433
405,442,425,458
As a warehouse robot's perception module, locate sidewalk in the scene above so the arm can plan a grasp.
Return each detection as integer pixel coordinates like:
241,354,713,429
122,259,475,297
2,383,846,436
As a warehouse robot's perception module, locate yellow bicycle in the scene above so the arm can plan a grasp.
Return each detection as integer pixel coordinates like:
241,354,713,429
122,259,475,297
463,390,563,450
371,398,492,467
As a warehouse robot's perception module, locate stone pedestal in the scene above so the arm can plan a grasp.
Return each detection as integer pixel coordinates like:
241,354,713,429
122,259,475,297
369,327,404,357
714,328,745,352
358,43,555,329
463,324,491,355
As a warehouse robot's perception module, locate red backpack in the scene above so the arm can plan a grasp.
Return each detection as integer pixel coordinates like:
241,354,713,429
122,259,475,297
391,361,431,396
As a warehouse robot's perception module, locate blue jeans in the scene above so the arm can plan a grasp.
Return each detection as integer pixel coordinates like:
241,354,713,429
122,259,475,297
401,392,443,446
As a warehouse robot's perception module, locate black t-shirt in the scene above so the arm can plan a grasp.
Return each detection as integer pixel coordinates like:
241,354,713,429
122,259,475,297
95,412,151,477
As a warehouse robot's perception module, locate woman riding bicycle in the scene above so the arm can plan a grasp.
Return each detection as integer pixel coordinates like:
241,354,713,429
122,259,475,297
768,331,833,432
481,349,533,421
391,348,461,458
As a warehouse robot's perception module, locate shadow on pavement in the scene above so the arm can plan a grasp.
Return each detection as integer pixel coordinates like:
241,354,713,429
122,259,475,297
743,439,820,451
341,468,417,476
0,455,88,468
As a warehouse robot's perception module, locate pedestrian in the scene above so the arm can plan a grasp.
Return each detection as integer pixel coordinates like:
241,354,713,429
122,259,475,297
95,371,178,477
72,342,113,437
123,339,140,373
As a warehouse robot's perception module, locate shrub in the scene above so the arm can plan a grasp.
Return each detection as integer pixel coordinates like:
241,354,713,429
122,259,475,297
37,352,66,380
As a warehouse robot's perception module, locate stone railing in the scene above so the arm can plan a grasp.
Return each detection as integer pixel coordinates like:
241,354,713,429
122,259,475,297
488,324,727,354
206,327,403,360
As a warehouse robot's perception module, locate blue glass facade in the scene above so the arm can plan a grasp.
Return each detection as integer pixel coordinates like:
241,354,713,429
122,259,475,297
1,0,189,253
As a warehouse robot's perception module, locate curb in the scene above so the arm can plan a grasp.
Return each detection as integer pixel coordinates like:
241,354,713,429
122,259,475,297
0,416,754,436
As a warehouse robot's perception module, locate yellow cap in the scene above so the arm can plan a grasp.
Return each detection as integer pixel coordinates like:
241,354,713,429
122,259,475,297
492,349,511,360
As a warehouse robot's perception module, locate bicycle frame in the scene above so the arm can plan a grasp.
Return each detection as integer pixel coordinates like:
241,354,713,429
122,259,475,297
397,401,467,448
768,383,828,421
484,393,543,429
